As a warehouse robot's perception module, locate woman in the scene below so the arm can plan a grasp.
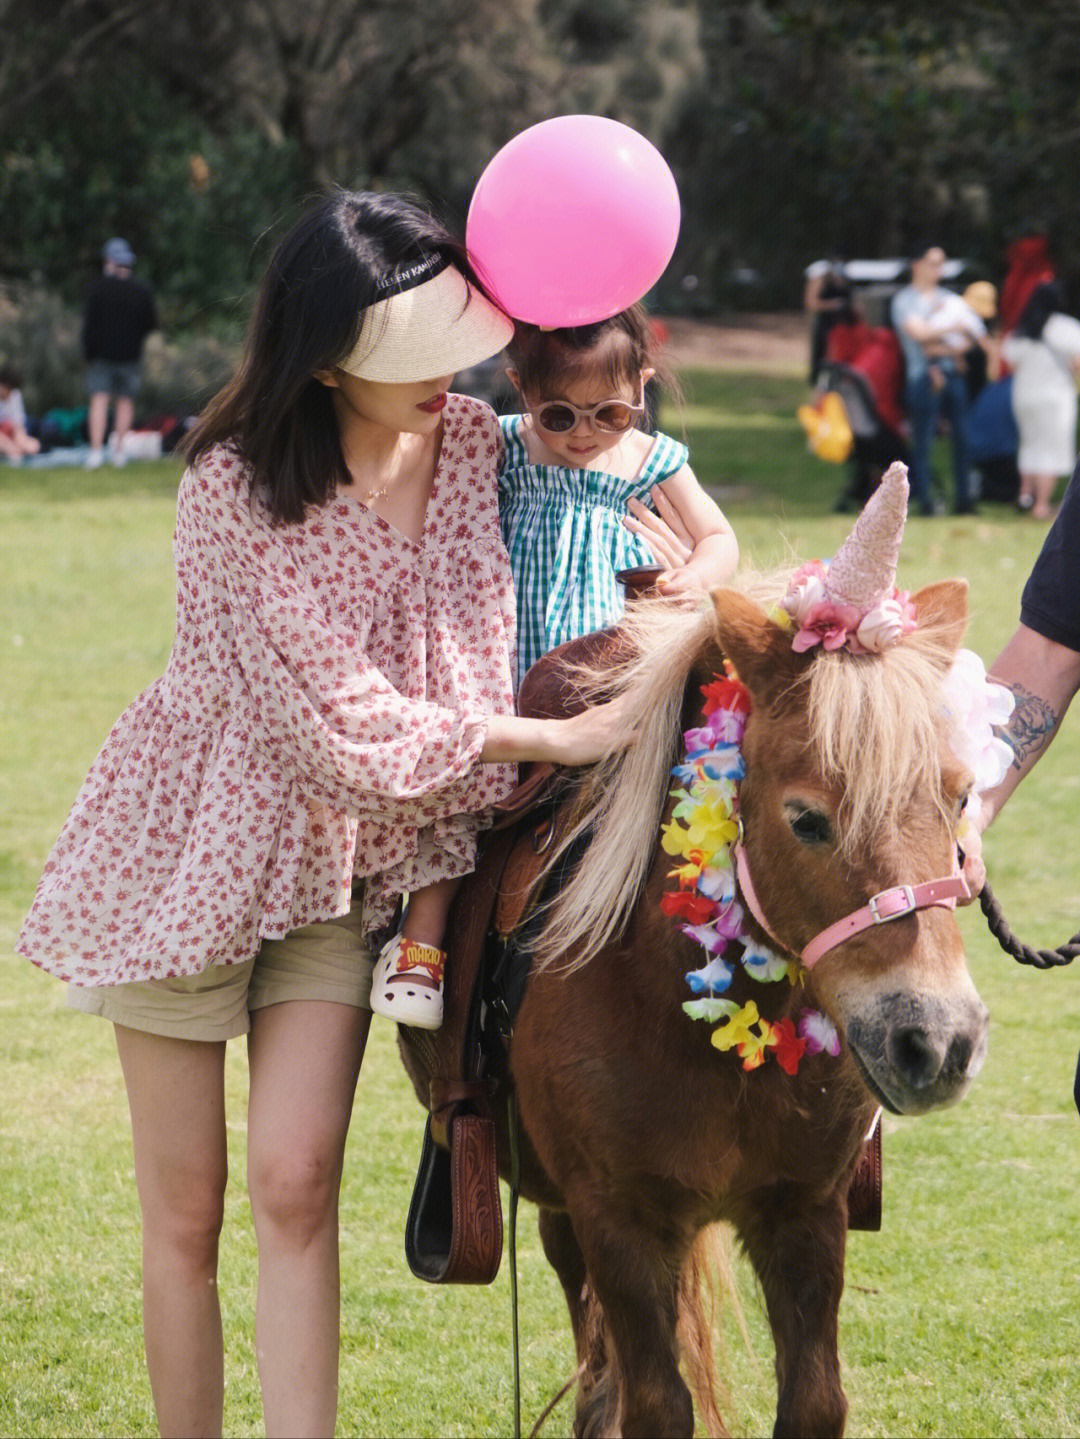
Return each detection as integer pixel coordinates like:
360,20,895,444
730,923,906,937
1003,280,1080,519
16,190,634,1438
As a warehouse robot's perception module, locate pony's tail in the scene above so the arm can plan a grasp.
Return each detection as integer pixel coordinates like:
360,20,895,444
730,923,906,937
676,1225,746,1439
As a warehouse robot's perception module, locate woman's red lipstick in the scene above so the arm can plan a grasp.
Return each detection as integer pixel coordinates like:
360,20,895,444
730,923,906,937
417,393,447,413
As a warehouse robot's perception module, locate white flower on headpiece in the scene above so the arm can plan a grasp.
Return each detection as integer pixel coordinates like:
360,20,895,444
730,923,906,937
855,597,906,653
941,649,1015,798
780,562,828,625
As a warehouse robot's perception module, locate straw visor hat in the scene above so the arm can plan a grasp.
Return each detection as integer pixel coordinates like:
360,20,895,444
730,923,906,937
339,253,513,383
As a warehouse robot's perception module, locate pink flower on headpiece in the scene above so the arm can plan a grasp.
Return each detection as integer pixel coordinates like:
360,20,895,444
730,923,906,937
854,594,916,653
780,562,829,626
791,600,863,654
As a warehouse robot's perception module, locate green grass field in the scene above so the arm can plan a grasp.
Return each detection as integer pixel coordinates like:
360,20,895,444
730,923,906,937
3,372,1080,1437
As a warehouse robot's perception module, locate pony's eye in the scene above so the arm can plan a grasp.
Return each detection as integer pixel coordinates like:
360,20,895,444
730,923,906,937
788,807,833,846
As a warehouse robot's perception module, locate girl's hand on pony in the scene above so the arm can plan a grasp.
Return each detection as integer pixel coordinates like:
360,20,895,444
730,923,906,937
623,492,694,591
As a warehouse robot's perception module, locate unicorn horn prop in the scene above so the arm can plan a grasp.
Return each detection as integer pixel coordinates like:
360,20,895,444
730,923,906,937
781,462,916,655
825,461,909,610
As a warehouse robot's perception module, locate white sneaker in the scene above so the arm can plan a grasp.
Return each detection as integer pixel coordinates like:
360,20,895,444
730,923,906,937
369,935,445,1029
84,449,105,469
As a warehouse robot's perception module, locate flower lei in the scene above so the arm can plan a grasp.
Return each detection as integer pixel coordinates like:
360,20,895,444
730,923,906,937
660,667,841,1074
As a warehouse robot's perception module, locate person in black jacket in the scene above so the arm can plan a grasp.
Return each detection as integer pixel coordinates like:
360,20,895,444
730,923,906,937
82,238,158,468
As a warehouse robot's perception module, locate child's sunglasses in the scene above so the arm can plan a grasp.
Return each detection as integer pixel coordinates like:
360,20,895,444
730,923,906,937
526,383,646,435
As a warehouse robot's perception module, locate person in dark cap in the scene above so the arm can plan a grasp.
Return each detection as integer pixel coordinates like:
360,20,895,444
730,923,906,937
82,238,158,468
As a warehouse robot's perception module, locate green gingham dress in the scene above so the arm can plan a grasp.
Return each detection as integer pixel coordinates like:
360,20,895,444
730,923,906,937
498,414,689,679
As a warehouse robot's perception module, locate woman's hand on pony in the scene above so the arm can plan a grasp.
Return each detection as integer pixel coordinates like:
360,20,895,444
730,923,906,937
481,694,637,768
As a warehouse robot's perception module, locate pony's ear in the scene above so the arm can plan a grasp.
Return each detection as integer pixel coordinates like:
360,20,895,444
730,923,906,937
710,588,803,707
910,579,969,660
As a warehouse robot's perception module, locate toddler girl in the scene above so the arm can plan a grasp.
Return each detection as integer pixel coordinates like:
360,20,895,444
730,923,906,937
498,305,738,677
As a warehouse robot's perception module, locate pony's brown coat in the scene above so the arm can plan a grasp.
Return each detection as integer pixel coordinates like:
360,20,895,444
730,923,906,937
404,580,987,1437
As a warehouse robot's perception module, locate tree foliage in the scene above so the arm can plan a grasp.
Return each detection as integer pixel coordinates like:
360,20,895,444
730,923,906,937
4,0,1080,325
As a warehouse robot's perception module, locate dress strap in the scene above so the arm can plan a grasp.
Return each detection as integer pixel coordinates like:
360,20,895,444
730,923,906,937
498,413,531,469
633,430,690,494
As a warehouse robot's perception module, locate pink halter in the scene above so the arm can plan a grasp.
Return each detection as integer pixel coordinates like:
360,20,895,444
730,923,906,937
734,842,970,970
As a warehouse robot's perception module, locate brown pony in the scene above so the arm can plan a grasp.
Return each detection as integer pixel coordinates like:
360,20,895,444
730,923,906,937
409,573,989,1438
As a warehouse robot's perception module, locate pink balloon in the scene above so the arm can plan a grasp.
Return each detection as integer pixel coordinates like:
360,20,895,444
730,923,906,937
466,115,681,328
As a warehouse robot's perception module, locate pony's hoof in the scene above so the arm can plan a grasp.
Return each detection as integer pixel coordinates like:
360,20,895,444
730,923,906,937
370,935,445,1030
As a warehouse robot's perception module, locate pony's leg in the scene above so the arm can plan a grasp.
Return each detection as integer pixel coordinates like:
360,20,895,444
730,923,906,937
537,1208,610,1437
570,1205,695,1439
739,1191,848,1438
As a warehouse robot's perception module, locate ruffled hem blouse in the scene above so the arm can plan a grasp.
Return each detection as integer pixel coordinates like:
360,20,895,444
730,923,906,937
498,415,688,676
17,394,518,984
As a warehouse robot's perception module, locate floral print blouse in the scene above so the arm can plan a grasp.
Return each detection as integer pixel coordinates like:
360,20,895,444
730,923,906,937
17,394,517,985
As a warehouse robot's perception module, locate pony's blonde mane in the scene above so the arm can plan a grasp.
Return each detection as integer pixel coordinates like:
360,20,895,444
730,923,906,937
531,577,959,971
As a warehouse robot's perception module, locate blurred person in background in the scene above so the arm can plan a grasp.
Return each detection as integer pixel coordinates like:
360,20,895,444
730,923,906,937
803,255,852,384
1002,280,1080,519
82,238,158,469
0,365,41,459
892,245,981,515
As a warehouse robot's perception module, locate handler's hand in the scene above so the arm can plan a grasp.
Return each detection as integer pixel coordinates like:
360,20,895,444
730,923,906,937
957,817,986,903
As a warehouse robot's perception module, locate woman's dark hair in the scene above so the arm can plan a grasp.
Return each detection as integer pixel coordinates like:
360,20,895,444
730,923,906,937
182,190,477,525
507,302,681,418
1015,279,1065,340
0,364,22,389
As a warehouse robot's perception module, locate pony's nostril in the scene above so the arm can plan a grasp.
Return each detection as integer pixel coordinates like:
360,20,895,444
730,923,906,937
947,1032,974,1075
887,1027,945,1090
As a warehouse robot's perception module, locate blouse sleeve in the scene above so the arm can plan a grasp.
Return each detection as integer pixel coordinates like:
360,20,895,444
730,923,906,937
177,453,493,817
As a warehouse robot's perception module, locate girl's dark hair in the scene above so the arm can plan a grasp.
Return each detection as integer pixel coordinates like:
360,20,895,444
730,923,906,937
507,302,681,418
182,190,476,525
0,365,22,389
1015,280,1065,339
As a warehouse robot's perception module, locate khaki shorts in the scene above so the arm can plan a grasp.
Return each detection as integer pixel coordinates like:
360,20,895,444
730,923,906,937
66,900,375,1043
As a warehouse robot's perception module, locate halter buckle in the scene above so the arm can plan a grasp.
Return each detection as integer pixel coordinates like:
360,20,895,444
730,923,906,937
869,885,916,922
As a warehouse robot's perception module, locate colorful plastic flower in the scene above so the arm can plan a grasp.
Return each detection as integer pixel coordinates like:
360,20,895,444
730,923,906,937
660,818,693,859
737,1017,777,1070
684,799,740,854
683,996,740,1023
660,889,718,925
798,1007,841,1056
696,864,735,904
682,924,729,957
710,999,761,1052
771,1017,807,1075
739,940,791,983
684,953,734,993
701,677,752,718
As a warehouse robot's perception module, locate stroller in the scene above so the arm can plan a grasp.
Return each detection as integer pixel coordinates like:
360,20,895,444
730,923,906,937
816,341,909,513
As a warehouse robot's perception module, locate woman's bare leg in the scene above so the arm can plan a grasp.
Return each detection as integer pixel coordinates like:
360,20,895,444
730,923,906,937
114,1025,228,1439
246,1001,370,1438
1030,471,1056,519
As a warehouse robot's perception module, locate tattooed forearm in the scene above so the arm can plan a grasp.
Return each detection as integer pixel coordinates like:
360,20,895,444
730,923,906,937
997,682,1059,770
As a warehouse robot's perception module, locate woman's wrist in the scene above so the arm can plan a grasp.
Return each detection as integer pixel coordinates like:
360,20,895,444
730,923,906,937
479,713,557,765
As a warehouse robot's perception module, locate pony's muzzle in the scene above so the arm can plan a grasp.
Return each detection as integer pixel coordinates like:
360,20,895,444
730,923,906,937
847,991,989,1115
